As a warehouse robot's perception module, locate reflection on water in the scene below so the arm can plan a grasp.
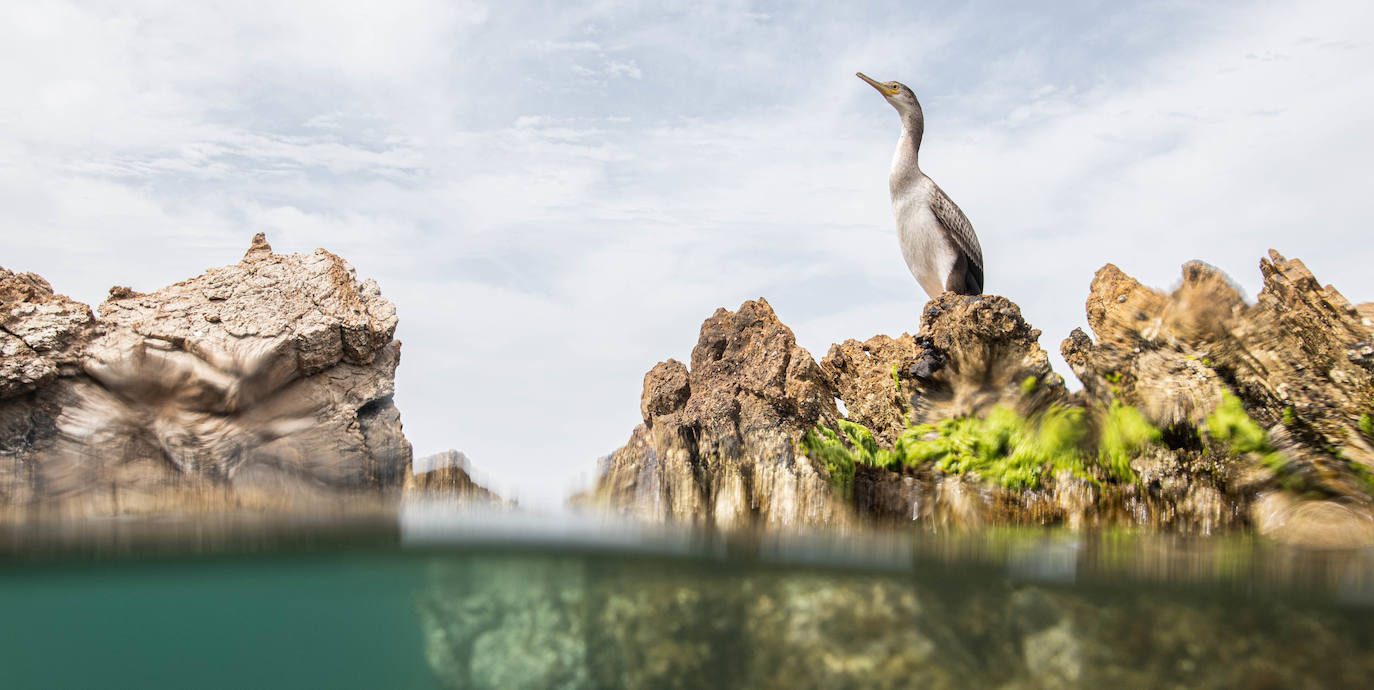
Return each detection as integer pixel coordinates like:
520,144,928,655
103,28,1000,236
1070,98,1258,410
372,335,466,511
2,506,1373,689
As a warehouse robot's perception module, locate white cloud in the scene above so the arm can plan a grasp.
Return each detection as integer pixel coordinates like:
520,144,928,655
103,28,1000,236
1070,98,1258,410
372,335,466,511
1,0,1371,509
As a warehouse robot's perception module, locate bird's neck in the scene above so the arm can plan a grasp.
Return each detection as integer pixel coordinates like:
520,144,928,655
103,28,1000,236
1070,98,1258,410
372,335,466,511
894,117,923,174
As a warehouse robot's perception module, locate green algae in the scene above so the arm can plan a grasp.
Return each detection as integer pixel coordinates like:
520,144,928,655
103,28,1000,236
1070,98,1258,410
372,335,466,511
806,405,1112,491
900,406,1093,490
1020,376,1038,396
1360,414,1374,438
1205,392,1286,473
802,419,890,495
890,363,901,393
1096,401,1160,483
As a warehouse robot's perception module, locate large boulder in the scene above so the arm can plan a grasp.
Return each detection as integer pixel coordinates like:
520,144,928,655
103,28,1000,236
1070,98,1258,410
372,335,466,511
0,234,412,513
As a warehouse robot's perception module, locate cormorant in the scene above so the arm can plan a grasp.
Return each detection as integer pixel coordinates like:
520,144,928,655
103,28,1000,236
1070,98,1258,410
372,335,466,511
858,72,983,299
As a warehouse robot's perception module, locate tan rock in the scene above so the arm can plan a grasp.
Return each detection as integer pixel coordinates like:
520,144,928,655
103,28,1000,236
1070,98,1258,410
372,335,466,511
0,235,411,514
590,299,849,528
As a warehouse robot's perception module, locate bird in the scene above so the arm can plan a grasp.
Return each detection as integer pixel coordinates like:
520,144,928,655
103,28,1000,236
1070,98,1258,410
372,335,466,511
857,72,983,300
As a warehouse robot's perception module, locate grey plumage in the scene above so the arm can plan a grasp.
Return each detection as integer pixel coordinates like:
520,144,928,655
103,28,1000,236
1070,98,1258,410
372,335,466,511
858,72,983,299
930,182,983,294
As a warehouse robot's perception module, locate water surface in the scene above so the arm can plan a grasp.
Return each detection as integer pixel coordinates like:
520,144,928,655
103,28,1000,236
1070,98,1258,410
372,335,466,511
2,507,1372,689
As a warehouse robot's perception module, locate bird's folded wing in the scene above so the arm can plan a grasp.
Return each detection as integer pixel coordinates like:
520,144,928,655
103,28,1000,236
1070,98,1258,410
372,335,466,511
930,183,984,290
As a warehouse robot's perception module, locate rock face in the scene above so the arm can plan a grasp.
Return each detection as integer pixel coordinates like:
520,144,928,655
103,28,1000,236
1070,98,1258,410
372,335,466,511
820,294,1068,448
588,299,849,528
1064,252,1374,536
405,450,506,505
0,234,412,513
588,251,1374,539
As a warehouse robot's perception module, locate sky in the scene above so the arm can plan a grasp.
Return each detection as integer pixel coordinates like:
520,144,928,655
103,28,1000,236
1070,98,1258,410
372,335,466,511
3,1,1373,508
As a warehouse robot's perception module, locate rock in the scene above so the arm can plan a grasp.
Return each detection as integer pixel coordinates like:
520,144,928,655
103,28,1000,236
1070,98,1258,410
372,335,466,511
589,251,1372,539
1065,252,1374,504
405,450,507,505
589,299,850,528
907,293,1068,425
820,334,919,448
418,544,1374,689
0,268,99,399
1061,262,1236,429
0,235,412,514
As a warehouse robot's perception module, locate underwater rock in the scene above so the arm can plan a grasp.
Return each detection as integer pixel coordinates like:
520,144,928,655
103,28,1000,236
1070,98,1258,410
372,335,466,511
0,234,412,513
418,548,1374,689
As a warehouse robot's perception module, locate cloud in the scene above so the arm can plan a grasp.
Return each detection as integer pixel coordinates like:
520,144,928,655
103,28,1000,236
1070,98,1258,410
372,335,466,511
2,0,1371,508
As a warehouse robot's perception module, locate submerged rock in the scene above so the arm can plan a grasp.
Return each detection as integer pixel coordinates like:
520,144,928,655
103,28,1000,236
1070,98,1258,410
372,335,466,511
418,544,1374,690
0,234,413,513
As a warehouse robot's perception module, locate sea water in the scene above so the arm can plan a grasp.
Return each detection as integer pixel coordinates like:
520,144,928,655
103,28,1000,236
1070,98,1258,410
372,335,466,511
2,507,1372,689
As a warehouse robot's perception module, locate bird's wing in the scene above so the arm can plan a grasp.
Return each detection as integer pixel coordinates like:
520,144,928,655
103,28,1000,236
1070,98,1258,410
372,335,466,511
929,183,984,293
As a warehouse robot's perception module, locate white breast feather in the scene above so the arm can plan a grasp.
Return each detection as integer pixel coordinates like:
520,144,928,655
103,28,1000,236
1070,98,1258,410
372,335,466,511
891,173,956,299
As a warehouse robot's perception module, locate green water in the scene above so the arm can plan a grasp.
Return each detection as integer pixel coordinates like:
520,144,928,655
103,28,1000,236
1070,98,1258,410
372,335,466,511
0,554,440,690
2,511,1373,689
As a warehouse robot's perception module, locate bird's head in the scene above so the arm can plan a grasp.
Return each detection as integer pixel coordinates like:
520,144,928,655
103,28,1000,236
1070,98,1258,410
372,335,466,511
857,72,921,119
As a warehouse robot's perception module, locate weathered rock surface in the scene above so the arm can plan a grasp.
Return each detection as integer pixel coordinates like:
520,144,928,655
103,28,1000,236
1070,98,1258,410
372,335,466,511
820,295,1069,449
0,234,412,513
1064,252,1374,534
587,299,849,528
588,251,1374,540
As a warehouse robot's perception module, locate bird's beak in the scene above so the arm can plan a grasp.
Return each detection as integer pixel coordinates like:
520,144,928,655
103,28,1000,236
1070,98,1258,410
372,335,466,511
856,72,897,96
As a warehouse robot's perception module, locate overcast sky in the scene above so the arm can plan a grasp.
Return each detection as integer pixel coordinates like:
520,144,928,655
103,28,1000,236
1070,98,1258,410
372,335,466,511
4,1,1372,508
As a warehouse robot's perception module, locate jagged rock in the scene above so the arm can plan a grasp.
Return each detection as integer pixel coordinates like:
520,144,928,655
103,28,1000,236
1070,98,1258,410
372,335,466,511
591,299,849,528
0,269,99,399
405,450,506,505
0,234,412,514
1061,262,1236,429
1064,252,1374,503
819,296,1067,451
821,334,919,448
590,251,1371,540
907,293,1068,425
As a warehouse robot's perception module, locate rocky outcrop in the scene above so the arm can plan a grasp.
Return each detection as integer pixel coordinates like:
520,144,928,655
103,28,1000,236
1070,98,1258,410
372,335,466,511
820,294,1068,448
405,450,506,505
0,234,412,514
586,299,849,528
1064,252,1374,537
587,251,1374,540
